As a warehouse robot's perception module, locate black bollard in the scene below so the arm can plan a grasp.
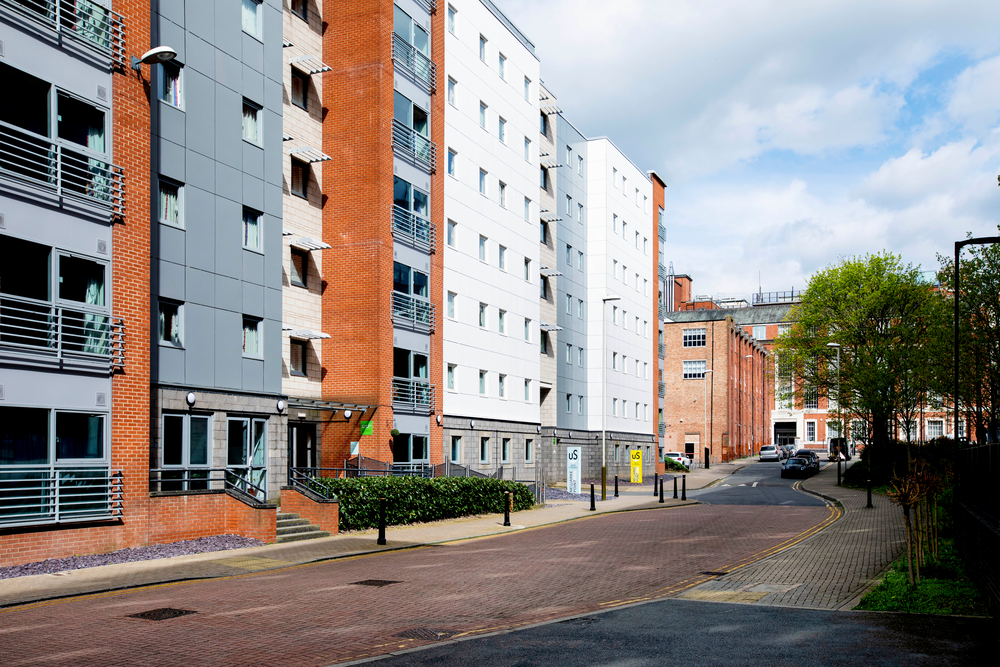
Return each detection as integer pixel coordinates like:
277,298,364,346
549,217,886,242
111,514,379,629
377,496,387,545
867,479,874,509
614,475,619,497
704,447,710,470
659,477,665,503
673,476,678,499
837,459,842,486
589,483,596,511
503,491,511,526
653,472,659,497
682,475,687,501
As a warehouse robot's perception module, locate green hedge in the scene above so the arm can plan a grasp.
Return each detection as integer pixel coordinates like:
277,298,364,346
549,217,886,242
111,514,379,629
310,476,536,531
663,458,691,473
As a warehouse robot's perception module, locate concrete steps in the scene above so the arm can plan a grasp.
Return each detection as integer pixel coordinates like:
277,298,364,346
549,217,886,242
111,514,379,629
275,512,330,543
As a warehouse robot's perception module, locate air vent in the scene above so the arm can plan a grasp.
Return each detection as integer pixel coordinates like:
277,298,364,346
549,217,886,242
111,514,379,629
127,608,196,621
351,579,400,587
96,392,107,406
0,385,5,400
97,85,107,101
0,212,5,229
97,239,108,254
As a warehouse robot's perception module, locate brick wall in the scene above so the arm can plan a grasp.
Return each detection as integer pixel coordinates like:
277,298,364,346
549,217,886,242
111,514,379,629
147,492,276,545
280,487,339,534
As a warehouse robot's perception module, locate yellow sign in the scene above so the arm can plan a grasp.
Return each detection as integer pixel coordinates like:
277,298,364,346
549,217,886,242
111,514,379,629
630,449,643,483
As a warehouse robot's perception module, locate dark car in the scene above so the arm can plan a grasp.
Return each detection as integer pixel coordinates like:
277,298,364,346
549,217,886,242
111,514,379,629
781,457,812,478
795,450,821,472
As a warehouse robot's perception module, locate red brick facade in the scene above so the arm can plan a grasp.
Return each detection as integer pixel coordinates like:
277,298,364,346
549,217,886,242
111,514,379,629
280,487,339,534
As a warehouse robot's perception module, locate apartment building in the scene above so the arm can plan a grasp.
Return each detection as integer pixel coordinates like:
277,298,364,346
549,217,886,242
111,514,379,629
537,80,559,435
440,0,541,476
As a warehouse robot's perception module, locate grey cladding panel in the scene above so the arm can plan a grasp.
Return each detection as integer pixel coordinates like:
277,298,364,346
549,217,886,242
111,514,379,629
213,0,242,58
159,223,186,265
262,214,281,289
242,282,264,318
186,267,215,307
215,197,242,279
264,182,282,217
186,34,215,79
262,318,282,393
215,274,241,313
242,63,264,104
215,309,242,390
215,84,242,170
159,259,186,301
243,249,265,286
185,304,215,387
159,138,186,182
158,0,185,26
242,33,264,74
264,287,281,321
243,358,264,393
158,103,186,146
158,344,185,385
262,5,283,83
185,72,216,157
185,186,216,271
215,161,242,204
242,146,264,183
215,48,242,93
186,0,215,43
264,78,282,115
157,16,186,64
187,149,215,191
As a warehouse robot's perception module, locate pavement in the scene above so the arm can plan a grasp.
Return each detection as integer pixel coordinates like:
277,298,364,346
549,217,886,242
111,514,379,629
0,460,746,608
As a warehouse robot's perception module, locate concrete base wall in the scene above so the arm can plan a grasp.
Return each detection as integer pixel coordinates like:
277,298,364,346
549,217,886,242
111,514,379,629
537,428,657,487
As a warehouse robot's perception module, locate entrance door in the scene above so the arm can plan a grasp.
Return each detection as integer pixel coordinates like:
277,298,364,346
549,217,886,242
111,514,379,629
227,417,267,500
774,422,796,447
289,423,317,470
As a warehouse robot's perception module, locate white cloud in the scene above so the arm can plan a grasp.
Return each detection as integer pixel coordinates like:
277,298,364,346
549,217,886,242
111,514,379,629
947,54,1000,134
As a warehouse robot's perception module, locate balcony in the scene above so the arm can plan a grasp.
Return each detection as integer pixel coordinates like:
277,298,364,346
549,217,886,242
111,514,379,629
658,422,666,437
392,119,436,173
412,0,437,13
658,222,666,240
392,33,436,93
658,343,666,359
658,381,666,398
392,205,435,253
0,121,125,220
658,263,667,280
659,303,665,319
0,466,123,528
391,291,435,333
0,294,125,373
0,0,126,67
391,378,435,414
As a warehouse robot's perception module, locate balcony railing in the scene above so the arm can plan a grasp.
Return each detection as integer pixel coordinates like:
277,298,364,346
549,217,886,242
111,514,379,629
0,121,125,219
392,204,435,253
392,33,436,92
658,381,666,398
412,0,437,13
149,467,268,503
658,343,666,359
658,223,666,240
0,294,125,372
659,303,665,319
391,377,435,414
392,119,436,173
658,422,666,437
0,0,126,66
658,263,667,280
391,291,435,332
0,466,123,528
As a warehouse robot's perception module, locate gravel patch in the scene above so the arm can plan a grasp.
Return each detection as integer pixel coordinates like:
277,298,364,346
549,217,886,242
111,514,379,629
0,535,265,580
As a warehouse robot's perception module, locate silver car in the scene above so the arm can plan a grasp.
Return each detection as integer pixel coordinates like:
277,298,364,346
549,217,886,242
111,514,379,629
759,445,782,462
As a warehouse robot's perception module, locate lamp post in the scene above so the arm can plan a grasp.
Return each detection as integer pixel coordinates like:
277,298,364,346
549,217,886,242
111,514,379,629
601,294,621,501
703,368,713,467
745,354,754,460
827,342,841,458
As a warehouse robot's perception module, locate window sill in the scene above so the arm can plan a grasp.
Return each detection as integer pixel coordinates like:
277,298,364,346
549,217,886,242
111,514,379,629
291,191,308,200
291,101,308,111
242,29,263,44
158,341,185,349
290,370,307,377
291,280,307,289
243,355,263,360
158,99,185,112
242,138,263,149
243,246,265,256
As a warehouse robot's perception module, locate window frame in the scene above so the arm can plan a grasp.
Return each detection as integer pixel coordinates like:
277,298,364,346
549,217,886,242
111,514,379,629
161,413,212,475
290,248,309,288
242,316,263,359
157,175,184,227
242,0,263,39
242,98,262,146
682,328,707,348
290,68,309,110
158,299,184,348
290,158,309,199
242,206,263,252
159,62,183,109
682,360,707,380
289,338,308,376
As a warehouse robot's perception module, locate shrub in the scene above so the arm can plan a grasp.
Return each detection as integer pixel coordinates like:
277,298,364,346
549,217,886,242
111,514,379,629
310,476,536,531
663,458,690,473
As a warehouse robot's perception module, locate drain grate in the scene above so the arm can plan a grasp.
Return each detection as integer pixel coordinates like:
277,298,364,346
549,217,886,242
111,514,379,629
127,608,196,621
559,617,601,626
701,571,729,576
351,579,401,587
394,628,455,641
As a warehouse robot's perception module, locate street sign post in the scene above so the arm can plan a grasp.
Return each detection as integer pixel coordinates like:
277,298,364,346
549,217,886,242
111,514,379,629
630,449,643,484
567,447,581,495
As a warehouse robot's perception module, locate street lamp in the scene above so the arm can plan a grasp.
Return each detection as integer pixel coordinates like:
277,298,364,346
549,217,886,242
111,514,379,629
827,342,841,458
703,368,713,467
745,354,754,460
601,294,621,501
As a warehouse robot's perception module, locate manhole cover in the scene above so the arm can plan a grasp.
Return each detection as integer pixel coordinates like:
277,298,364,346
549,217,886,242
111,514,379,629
394,628,455,640
351,579,401,587
701,571,729,576
559,617,601,626
127,608,196,621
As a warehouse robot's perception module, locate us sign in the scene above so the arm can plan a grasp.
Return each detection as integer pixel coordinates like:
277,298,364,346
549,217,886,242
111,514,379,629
566,447,581,495
630,449,643,484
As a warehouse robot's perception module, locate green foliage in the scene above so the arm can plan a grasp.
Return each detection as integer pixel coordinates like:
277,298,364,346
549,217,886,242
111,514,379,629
311,476,535,531
855,539,990,616
663,458,690,473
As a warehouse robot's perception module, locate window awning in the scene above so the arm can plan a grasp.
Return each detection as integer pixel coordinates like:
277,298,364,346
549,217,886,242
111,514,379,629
540,104,562,115
282,230,294,237
283,39,294,48
288,146,332,163
540,322,563,332
291,237,331,251
540,212,562,223
539,265,562,278
287,329,331,340
290,55,332,75
283,134,294,142
540,158,563,169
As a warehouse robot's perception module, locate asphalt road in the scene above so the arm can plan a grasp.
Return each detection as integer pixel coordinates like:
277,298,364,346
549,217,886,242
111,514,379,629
377,598,992,667
687,461,827,506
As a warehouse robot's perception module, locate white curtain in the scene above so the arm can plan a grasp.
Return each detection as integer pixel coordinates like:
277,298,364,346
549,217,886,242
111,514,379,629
241,0,260,36
243,320,259,356
76,1,110,50
86,115,109,203
242,104,259,143
243,210,260,250
159,183,179,224
82,276,107,354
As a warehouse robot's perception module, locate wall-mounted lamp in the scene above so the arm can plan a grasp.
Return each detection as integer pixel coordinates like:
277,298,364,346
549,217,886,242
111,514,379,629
470,420,475,429
436,415,442,425
297,413,307,420
185,392,196,407
344,410,353,419
276,399,286,413
131,46,177,72
536,425,541,433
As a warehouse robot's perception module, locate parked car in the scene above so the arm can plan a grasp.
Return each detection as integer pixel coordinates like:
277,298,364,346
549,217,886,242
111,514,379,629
781,457,813,478
759,445,782,462
795,450,821,471
781,445,796,459
664,452,693,468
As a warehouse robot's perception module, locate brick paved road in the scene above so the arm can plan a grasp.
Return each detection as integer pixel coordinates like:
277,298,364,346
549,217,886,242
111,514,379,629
0,504,833,667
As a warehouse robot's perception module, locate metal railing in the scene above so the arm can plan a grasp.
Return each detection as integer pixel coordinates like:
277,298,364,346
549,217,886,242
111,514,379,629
658,381,666,398
392,119,436,172
658,263,667,280
0,121,125,218
752,290,803,305
149,466,268,503
658,342,666,358
391,204,435,252
1,0,126,65
391,377,435,413
0,294,125,371
658,223,666,239
0,466,123,528
958,443,999,527
658,422,666,437
392,33,436,92
391,291,435,332
412,0,437,13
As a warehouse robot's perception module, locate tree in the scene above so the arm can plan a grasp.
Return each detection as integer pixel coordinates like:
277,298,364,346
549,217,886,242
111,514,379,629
936,230,1000,444
774,252,944,461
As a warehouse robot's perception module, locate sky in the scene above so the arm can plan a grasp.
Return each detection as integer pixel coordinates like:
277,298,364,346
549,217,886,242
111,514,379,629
498,0,1000,299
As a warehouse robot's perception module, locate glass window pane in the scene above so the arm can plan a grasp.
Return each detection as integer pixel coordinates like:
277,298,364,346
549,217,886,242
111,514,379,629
228,419,248,466
163,415,184,466
290,250,307,287
251,420,266,467
412,436,428,460
413,24,429,55
393,262,411,294
413,271,429,298
57,93,105,151
393,5,411,42
189,416,209,466
393,176,411,210
394,91,413,127
56,412,103,459
412,188,429,218
0,235,50,300
0,406,49,464
59,256,105,306
413,354,428,378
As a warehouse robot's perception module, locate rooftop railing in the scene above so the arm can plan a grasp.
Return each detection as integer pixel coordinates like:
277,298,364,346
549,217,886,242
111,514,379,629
391,377,434,414
0,466,123,528
392,33,436,92
392,119,436,173
752,290,803,305
0,0,126,66
391,204,435,253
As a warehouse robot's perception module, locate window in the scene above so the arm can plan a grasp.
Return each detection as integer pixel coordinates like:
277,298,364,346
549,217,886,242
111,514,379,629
540,166,547,189
635,316,640,332
565,293,572,314
242,317,262,358
613,260,618,279
393,347,429,381
804,386,819,410
479,101,488,128
778,324,791,337
242,207,262,251
635,231,641,249
158,177,182,227
162,414,210,487
290,248,308,287
927,420,944,439
615,444,621,463
612,305,618,324
394,91,429,140
806,421,817,442
498,309,506,334
683,360,707,379
447,77,456,105
565,343,572,363
479,370,487,395
644,279,649,296
447,220,456,247
479,35,487,61
540,277,547,298
565,394,572,413
577,251,584,271
540,333,548,354
613,398,618,416
644,320,648,337
451,435,461,463
524,197,531,221
499,375,506,398
613,167,618,186
499,117,508,143
565,244,572,265
447,149,456,176
753,325,767,340
447,291,455,318
612,352,618,370
578,396,584,414
479,302,487,327
577,299,584,319
635,359,640,376
524,137,531,161
566,194,572,215
160,62,182,108
622,221,627,239
480,436,489,463
577,347,584,366
291,159,309,198
479,169,487,195
623,401,628,419
524,317,531,341
566,145,573,164
242,99,261,144
158,301,182,347
242,0,262,38
643,237,649,255
498,182,506,207
479,235,487,261
290,69,310,110
447,5,456,33
498,246,507,270
540,221,547,244
498,53,506,79
525,438,534,462
290,339,307,376
683,328,706,347
540,112,548,134
393,6,429,56
523,258,531,281
644,362,649,379
577,155,583,176
524,76,531,100
613,214,619,234
577,203,583,223
291,0,307,21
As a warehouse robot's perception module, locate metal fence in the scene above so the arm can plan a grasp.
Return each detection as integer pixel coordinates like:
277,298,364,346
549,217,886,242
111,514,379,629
955,442,1000,620
1,0,126,65
391,32,436,92
958,443,999,527
0,466,123,528
149,467,268,503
